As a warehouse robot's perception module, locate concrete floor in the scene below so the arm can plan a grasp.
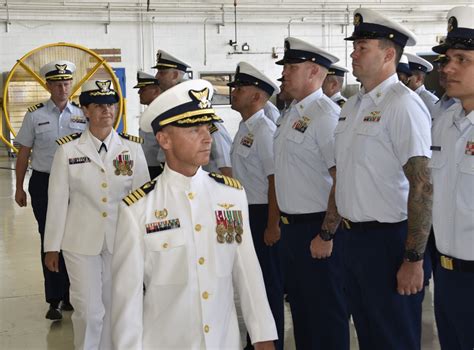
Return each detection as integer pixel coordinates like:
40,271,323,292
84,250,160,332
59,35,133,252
0,156,441,349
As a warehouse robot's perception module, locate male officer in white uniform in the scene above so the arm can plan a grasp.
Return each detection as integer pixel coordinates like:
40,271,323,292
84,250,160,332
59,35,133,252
228,62,284,350
430,6,474,349
322,63,349,107
274,37,349,350
334,8,432,349
432,53,458,119
134,71,163,178
14,60,86,320
111,79,277,350
153,49,233,177
44,80,149,350
405,53,439,115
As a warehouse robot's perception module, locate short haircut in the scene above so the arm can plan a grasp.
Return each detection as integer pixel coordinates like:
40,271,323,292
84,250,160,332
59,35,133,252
378,38,403,65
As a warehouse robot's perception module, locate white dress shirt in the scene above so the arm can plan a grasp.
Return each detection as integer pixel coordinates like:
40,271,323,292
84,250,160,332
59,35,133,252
430,102,474,260
274,88,340,214
415,85,439,116
231,109,276,204
111,165,277,349
334,74,432,222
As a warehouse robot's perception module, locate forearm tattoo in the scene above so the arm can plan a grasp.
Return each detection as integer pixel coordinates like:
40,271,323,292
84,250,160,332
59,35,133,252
323,167,341,233
403,156,433,254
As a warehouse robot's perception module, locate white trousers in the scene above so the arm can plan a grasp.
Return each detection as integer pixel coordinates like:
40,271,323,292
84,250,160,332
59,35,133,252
63,249,113,350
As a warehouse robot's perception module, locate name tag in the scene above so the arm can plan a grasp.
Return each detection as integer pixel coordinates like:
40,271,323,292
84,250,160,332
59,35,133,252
145,219,181,234
338,117,346,121
70,116,87,124
68,157,91,165
430,146,442,151
38,121,50,126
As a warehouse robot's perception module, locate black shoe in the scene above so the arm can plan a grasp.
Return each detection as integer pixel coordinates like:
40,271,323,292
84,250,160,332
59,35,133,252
60,301,74,311
45,305,62,321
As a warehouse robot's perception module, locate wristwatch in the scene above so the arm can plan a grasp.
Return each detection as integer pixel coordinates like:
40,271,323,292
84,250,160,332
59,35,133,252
404,249,424,262
319,229,335,242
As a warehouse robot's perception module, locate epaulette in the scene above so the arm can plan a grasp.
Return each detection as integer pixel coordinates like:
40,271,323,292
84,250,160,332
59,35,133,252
122,180,156,206
71,101,80,107
27,103,44,113
209,124,219,134
119,132,144,144
336,99,346,108
56,133,82,145
209,172,243,190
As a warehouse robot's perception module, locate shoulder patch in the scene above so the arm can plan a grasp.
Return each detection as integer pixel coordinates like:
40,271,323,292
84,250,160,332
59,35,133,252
119,132,144,144
27,103,44,113
209,172,243,190
56,133,82,145
209,124,219,134
123,180,157,206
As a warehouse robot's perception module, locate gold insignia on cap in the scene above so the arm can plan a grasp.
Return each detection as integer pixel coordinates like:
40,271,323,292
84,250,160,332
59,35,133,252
96,80,112,93
218,203,235,209
55,64,67,74
354,13,362,26
447,16,457,33
155,208,168,219
156,52,161,64
189,87,212,109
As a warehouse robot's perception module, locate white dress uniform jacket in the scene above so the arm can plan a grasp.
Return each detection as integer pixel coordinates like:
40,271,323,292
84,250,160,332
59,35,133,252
430,102,474,260
334,74,432,222
203,123,233,173
274,88,340,214
15,99,86,172
415,85,439,116
231,110,276,205
111,165,278,350
44,128,149,255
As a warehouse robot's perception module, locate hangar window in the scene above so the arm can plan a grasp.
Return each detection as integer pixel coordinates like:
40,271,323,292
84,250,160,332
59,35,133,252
199,72,234,105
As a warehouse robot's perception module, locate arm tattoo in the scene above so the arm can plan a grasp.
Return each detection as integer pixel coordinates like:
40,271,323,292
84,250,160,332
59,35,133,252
403,156,433,254
322,167,341,233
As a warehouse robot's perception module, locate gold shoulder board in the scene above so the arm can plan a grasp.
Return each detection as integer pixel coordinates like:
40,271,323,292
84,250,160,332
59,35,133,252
122,180,157,206
208,172,243,190
119,132,144,144
27,103,44,113
55,133,82,145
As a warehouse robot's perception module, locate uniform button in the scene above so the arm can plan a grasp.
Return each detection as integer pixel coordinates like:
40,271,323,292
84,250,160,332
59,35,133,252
101,183,107,188
195,224,202,232
202,291,209,300
102,212,107,218
204,325,210,333
198,257,205,265
162,243,168,249
102,197,107,203
188,192,195,200
101,168,105,173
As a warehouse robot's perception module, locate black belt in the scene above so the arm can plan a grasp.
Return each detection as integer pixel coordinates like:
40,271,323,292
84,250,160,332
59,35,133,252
342,219,405,231
32,170,50,178
280,211,325,225
439,254,474,273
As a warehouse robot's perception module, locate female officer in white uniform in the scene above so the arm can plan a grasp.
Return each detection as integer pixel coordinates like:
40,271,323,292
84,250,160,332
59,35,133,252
43,80,149,349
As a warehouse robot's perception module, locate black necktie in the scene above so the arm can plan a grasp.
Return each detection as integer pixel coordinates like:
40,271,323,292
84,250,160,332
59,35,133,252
98,143,107,154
